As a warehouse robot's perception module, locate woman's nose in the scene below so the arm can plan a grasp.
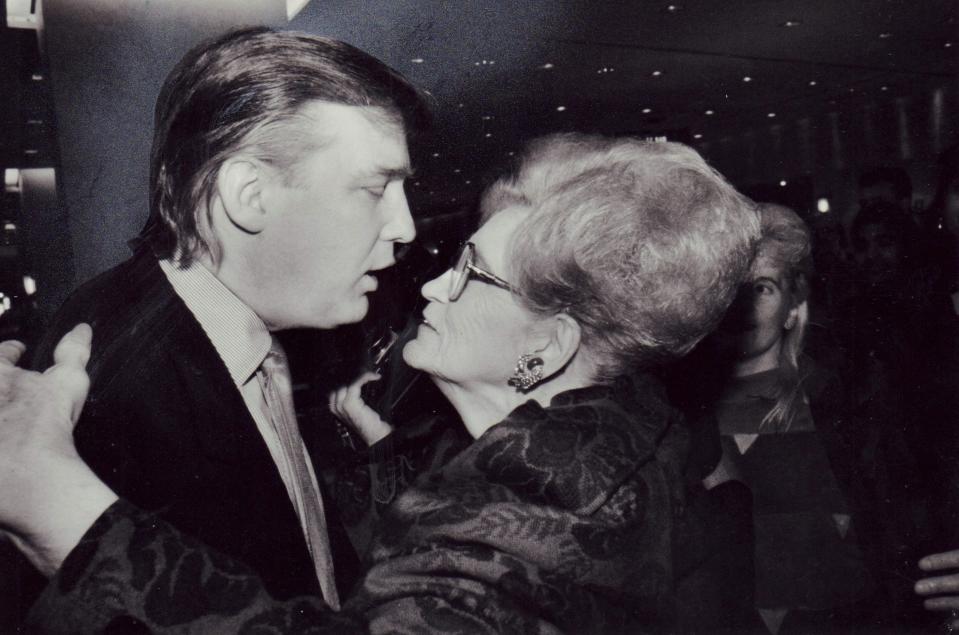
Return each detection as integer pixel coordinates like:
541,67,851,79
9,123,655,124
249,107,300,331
421,269,452,303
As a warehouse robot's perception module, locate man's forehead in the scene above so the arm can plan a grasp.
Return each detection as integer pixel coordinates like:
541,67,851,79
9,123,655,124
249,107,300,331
295,101,411,173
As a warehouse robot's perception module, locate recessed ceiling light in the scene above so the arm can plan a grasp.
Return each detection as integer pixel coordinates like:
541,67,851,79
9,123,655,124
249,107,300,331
432,152,440,158
453,169,461,173
817,198,830,213
411,58,424,64
781,20,802,27
946,42,954,48
808,80,817,86
485,133,492,138
743,76,752,83
767,112,776,118
779,180,787,187
482,115,492,120
693,133,703,139
465,180,472,184
879,32,892,39
651,70,663,77
666,4,681,12
881,85,889,91
541,62,555,69
556,106,567,112
642,107,652,114
489,60,495,65
705,109,715,115
458,103,465,108
474,62,480,66
24,149,38,155
31,74,43,81
508,151,515,156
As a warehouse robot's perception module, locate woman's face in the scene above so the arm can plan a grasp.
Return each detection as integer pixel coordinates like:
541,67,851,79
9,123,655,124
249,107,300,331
403,207,537,389
716,255,797,367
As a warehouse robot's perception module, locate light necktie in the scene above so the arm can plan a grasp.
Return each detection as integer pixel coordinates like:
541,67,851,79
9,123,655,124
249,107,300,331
259,341,341,610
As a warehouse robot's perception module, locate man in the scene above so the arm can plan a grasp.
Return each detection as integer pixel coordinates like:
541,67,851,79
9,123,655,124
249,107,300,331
29,26,426,605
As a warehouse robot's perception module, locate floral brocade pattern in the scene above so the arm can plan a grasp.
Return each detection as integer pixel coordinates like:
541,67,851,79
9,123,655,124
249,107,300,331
28,373,685,634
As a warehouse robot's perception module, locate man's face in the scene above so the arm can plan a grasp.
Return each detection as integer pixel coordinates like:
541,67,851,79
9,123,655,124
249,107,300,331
252,102,415,330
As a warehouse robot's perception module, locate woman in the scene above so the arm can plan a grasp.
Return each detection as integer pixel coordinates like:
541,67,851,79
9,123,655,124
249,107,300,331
19,133,759,634
703,204,875,633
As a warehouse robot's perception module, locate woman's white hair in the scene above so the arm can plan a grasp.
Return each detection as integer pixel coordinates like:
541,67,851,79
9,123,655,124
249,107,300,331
481,133,760,382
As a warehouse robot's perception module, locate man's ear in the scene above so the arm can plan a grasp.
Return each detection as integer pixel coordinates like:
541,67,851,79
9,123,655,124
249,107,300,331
528,313,582,379
216,157,268,234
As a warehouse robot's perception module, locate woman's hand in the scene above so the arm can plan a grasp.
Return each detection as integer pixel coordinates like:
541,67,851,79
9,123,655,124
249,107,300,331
329,372,393,446
916,549,959,629
0,324,118,576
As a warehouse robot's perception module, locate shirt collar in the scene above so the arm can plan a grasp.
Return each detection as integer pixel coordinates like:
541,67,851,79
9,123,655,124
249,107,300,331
159,258,271,385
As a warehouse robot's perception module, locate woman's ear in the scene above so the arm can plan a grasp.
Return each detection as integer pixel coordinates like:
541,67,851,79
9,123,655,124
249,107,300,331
529,313,583,378
784,300,806,331
216,157,268,234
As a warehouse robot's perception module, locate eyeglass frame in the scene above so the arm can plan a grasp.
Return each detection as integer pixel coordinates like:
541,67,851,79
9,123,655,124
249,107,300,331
448,241,517,301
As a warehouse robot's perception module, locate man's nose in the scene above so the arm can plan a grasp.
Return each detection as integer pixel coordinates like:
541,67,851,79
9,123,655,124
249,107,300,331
381,189,416,244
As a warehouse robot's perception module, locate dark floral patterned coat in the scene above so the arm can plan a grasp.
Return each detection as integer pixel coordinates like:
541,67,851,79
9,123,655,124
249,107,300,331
28,373,687,634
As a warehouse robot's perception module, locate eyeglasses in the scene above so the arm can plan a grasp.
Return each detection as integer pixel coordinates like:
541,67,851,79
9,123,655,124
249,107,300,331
448,242,516,302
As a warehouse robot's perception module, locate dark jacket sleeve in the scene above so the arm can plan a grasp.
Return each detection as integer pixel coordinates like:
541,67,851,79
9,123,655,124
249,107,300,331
27,501,362,634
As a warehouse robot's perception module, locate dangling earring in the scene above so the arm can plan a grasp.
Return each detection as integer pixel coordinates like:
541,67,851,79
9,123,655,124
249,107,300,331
784,314,797,330
508,354,544,390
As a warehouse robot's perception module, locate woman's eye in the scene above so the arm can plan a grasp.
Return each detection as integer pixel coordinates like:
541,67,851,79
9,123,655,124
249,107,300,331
364,186,386,198
754,283,773,296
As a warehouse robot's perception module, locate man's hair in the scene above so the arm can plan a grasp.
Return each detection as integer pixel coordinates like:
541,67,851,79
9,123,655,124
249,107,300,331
480,133,760,382
858,165,912,202
141,27,429,264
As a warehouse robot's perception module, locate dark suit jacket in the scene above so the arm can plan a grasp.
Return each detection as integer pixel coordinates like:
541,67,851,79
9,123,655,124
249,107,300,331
32,248,357,601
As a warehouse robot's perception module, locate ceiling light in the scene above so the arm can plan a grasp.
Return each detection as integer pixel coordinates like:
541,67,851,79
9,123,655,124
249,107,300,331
23,275,36,296
24,149,38,155
809,80,817,86
817,198,830,213
642,108,652,114
705,109,715,115
666,4,680,12
651,70,662,77
26,119,42,125
3,222,15,231
410,58,424,64
485,133,492,138
779,180,787,187
465,180,472,184
780,20,802,27
31,74,42,81
556,106,567,112
432,152,440,158
743,76,752,83
767,112,776,118
453,169,461,173
693,133,703,139
508,152,515,156
879,32,892,39
946,42,954,48
541,62,555,69
481,115,492,120
881,85,889,91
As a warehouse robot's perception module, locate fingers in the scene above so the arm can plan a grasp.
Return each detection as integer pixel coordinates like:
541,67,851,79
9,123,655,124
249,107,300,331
917,574,959,596
45,324,93,423
921,595,959,611
0,340,26,366
50,324,92,370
